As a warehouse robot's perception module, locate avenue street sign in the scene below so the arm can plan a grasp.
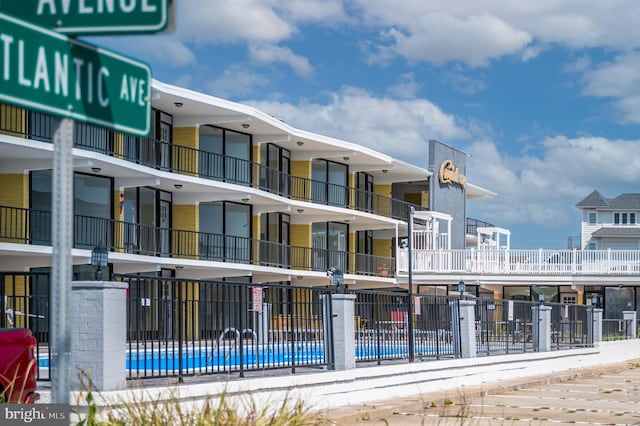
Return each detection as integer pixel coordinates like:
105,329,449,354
0,0,172,35
0,13,151,137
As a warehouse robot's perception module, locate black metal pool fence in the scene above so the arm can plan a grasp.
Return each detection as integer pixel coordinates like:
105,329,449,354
0,272,605,382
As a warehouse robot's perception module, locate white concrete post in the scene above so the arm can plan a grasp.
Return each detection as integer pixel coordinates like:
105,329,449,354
70,281,128,391
258,303,271,345
588,308,603,344
532,304,552,352
623,310,637,339
453,300,477,358
330,293,356,370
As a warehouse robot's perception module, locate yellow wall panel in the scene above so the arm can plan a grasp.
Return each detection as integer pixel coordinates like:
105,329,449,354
291,161,310,179
373,239,391,258
0,174,27,243
113,190,124,253
0,174,27,208
0,104,26,138
173,127,199,176
291,224,310,270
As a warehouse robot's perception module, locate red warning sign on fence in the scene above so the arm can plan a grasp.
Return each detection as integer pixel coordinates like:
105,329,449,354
252,286,263,313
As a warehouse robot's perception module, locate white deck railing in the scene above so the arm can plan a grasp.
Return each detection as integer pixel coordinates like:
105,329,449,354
397,248,640,275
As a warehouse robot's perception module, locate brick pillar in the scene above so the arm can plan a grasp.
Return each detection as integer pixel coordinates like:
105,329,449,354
623,310,637,339
452,300,477,358
71,281,128,391
330,293,356,370
588,308,603,344
532,304,552,352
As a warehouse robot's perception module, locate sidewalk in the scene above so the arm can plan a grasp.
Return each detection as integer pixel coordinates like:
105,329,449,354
322,359,640,425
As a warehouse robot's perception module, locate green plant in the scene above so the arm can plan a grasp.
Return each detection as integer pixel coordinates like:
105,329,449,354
72,373,323,426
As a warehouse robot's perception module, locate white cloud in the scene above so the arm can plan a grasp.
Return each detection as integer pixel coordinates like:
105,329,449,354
353,0,640,65
384,13,532,67
207,65,270,99
466,135,640,235
387,73,421,98
177,0,294,44
249,44,314,77
244,87,469,161
581,52,640,123
275,0,349,24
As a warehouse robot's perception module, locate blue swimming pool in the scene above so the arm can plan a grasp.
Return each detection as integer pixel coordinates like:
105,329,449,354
38,343,417,371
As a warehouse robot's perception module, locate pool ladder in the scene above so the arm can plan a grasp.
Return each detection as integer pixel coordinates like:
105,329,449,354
207,327,257,367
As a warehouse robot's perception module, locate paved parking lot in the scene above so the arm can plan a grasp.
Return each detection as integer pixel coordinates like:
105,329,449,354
323,360,640,425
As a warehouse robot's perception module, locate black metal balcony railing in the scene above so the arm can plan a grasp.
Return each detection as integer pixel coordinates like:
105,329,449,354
0,104,424,221
466,217,495,236
0,206,395,277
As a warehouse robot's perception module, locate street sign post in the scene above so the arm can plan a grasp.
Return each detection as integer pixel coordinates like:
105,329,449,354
0,0,172,34
0,12,152,137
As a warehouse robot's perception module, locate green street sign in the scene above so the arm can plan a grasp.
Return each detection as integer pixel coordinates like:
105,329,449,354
0,0,172,34
0,13,151,137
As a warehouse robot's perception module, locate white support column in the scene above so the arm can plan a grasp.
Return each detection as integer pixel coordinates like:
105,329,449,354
589,308,603,344
258,303,272,345
454,300,477,358
532,304,552,352
623,310,637,339
71,281,128,391
330,293,356,370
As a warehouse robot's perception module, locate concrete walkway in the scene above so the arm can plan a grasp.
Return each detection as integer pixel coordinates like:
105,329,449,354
323,359,640,425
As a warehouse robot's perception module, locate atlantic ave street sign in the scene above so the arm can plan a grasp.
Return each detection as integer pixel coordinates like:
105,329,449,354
0,0,171,34
0,13,151,137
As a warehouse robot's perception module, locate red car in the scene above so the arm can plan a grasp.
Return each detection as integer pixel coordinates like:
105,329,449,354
0,328,39,403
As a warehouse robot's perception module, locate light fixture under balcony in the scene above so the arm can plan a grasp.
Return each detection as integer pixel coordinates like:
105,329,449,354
242,123,250,129
297,208,304,214
174,102,183,108
241,198,250,203
343,156,349,161
91,167,101,173
174,184,183,189
296,141,304,147
382,169,388,174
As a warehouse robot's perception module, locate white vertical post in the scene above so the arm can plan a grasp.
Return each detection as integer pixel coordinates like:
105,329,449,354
51,118,74,405
623,310,637,339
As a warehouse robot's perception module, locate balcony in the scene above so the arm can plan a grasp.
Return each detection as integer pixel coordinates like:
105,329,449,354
398,247,640,276
0,205,395,277
0,104,423,221
466,217,494,236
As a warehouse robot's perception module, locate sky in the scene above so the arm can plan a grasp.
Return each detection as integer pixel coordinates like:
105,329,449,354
91,0,640,249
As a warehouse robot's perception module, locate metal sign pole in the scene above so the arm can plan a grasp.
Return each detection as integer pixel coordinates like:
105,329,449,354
51,118,74,404
407,206,415,362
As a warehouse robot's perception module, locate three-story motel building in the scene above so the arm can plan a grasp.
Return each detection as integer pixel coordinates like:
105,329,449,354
0,79,638,323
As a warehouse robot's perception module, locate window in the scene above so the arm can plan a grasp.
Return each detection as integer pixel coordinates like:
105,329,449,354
622,213,628,224
312,222,348,272
123,109,172,169
30,171,113,248
587,242,596,250
614,213,620,224
199,125,252,185
311,159,348,206
631,213,636,224
199,202,251,263
355,172,374,212
260,143,290,196
588,212,596,224
123,187,172,256
260,213,290,267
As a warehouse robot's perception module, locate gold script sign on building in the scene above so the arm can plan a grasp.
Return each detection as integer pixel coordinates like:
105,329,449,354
439,160,466,188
